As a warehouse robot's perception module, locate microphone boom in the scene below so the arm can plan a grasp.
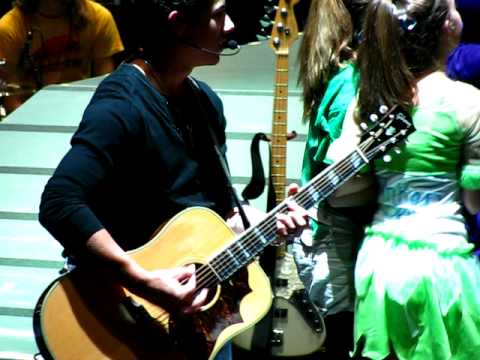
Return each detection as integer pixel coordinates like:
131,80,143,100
201,39,240,56
177,37,241,56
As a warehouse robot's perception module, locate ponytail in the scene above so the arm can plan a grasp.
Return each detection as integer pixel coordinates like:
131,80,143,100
357,0,449,119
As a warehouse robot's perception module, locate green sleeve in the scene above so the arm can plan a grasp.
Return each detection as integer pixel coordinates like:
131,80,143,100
301,64,358,185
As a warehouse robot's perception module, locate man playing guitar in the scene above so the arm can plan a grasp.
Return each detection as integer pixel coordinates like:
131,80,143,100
37,1,308,359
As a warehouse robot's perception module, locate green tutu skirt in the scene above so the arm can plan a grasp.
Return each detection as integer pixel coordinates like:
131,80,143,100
353,227,480,360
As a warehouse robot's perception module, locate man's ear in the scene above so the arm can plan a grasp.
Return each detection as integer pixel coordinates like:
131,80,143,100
167,10,181,23
167,10,187,36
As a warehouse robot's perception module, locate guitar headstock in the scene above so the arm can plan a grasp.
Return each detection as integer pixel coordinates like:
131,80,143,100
260,0,300,54
359,105,414,161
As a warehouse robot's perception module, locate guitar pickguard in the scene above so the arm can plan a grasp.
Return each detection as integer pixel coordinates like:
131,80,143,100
170,269,251,359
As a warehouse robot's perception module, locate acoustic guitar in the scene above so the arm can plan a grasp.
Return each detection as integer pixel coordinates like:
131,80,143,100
33,105,413,360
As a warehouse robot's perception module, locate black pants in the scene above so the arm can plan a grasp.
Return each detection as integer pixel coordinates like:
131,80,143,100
322,311,354,359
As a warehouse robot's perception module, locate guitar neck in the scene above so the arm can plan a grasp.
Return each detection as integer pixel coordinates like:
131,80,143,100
271,53,289,205
201,142,374,287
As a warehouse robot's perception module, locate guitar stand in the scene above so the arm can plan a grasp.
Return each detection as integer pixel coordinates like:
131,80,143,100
241,130,298,208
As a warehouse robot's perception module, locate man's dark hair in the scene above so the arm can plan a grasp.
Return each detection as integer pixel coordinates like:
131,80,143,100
125,0,214,59
148,0,214,20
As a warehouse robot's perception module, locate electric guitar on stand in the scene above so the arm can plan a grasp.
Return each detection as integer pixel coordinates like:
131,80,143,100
233,0,326,357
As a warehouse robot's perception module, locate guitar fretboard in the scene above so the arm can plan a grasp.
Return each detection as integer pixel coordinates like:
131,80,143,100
271,54,289,203
202,143,373,286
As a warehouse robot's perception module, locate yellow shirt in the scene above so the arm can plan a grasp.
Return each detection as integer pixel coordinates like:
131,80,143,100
0,0,124,86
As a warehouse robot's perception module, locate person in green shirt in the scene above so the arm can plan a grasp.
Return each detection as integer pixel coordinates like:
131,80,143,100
293,0,371,358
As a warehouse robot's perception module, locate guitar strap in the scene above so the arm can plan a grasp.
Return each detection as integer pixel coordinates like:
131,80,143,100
187,76,251,230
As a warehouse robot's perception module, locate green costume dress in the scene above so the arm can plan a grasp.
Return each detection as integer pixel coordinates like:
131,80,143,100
351,72,480,359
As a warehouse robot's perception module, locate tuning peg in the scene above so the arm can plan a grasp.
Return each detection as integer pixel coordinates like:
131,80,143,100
256,26,271,40
260,18,273,28
360,122,368,130
393,147,401,154
383,154,392,162
264,5,278,19
272,37,281,48
369,113,379,122
261,14,272,23
379,105,389,114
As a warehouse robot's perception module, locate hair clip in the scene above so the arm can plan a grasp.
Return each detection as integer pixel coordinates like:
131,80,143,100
392,4,417,32
397,12,417,32
353,29,365,45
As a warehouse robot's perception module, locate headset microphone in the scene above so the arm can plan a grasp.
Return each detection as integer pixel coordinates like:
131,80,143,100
219,40,241,56
179,38,241,56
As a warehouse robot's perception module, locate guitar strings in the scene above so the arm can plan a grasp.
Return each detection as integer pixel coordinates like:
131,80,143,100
197,138,376,287
152,140,375,323
187,95,400,295
191,136,377,292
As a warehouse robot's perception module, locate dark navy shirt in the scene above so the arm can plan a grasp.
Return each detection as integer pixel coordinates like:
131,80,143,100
39,63,234,251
